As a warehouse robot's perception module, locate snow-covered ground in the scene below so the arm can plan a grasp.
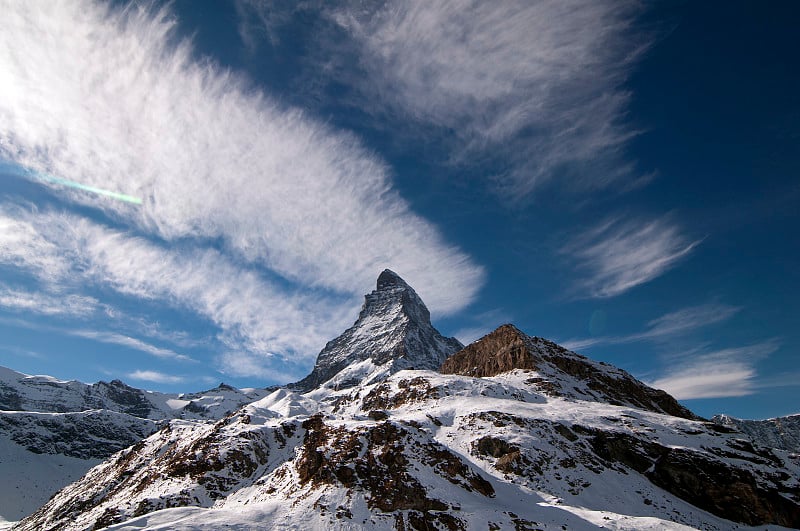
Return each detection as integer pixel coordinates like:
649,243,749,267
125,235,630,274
0,365,272,522
18,369,800,530
0,433,101,521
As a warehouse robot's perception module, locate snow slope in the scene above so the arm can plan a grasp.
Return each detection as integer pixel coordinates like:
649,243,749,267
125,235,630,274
0,367,271,523
9,272,800,530
18,368,800,530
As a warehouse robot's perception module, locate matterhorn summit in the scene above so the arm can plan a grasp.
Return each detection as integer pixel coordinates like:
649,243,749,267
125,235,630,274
291,269,463,391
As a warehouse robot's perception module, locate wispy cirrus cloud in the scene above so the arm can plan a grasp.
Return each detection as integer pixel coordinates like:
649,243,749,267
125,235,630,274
563,303,740,351
0,286,99,318
70,330,193,363
647,341,780,399
127,370,185,385
0,214,70,282
0,205,353,366
563,216,700,298
315,0,648,199
0,0,482,316
0,314,194,364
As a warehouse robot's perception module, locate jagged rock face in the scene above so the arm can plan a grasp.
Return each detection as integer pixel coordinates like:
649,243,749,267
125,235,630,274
292,270,462,391
0,410,157,459
0,367,158,418
713,413,800,453
441,324,700,420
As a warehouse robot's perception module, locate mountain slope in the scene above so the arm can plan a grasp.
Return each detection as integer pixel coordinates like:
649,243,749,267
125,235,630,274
18,367,800,530
441,324,699,420
713,413,800,454
10,272,800,530
16,285,800,531
0,366,271,523
291,269,463,391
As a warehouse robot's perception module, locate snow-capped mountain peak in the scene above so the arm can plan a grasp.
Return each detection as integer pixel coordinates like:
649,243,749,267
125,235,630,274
291,270,462,391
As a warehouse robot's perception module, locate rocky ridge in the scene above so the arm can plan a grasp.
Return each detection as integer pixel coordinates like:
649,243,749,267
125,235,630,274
0,366,270,522
14,271,800,531
441,324,699,420
713,413,800,454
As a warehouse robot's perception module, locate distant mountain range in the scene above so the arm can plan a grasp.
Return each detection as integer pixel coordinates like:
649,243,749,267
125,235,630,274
0,366,269,521
4,270,800,529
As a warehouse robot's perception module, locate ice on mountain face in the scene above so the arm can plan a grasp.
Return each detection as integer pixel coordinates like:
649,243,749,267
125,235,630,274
291,269,463,391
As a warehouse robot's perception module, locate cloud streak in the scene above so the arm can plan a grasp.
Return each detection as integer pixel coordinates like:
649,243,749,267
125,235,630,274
647,342,780,400
563,303,740,351
0,205,355,367
0,285,100,318
127,370,185,385
326,0,647,199
70,330,193,363
563,216,700,298
0,0,483,316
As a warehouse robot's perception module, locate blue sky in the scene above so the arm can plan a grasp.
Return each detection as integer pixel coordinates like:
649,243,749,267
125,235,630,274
0,0,797,419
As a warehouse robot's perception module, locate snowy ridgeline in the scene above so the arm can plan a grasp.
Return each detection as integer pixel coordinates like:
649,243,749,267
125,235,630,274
4,271,800,530
15,368,800,531
0,365,271,521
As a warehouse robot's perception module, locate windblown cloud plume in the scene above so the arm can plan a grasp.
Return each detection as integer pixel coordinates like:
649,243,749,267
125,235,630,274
564,216,700,298
648,342,780,400
563,303,740,351
329,0,646,199
0,0,482,317
0,205,351,365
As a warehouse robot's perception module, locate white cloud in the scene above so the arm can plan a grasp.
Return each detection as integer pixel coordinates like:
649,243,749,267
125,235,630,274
0,214,69,282
0,0,483,315
562,303,740,351
647,342,779,400
217,351,303,383
645,304,740,337
0,205,355,364
127,370,184,385
70,330,193,363
0,285,99,317
648,363,755,400
563,216,700,298
327,0,646,199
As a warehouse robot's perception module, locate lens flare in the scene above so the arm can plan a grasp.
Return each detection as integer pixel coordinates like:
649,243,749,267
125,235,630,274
34,172,142,205
1,161,142,205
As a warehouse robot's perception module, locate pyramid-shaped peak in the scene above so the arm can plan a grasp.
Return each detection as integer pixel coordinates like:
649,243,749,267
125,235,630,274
362,269,429,327
376,269,410,291
289,270,462,392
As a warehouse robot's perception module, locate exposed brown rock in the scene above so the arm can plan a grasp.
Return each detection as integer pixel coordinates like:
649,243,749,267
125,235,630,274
295,415,493,516
441,324,699,420
441,325,534,377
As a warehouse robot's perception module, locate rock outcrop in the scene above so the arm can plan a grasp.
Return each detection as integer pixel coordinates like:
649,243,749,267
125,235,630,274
441,324,700,420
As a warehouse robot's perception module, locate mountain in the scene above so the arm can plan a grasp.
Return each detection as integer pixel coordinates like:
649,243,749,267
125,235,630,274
441,324,699,420
14,272,800,531
291,269,463,391
713,413,800,454
0,367,269,522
